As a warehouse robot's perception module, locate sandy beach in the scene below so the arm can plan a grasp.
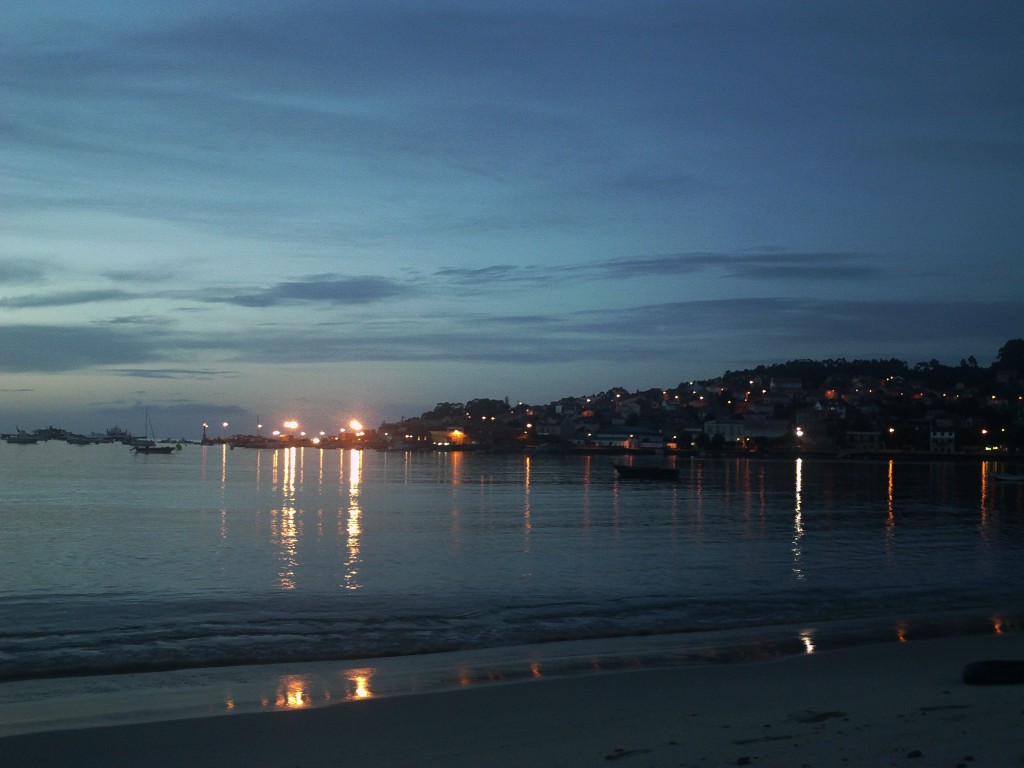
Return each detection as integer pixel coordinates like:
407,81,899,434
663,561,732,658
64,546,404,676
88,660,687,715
2,632,1021,767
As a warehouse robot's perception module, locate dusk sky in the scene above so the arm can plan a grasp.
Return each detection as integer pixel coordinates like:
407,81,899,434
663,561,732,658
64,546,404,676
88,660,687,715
3,1,1021,437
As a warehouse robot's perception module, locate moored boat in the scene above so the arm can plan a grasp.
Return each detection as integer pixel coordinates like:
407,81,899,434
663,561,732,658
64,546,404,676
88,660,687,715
130,410,179,454
66,434,100,445
993,472,1024,483
613,463,679,481
5,429,38,445
132,443,177,454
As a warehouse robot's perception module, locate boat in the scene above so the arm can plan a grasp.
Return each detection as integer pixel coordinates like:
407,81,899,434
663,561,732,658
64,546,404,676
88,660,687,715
993,473,1024,483
132,442,177,454
104,425,132,444
5,429,38,445
131,410,179,454
66,434,100,445
613,463,679,481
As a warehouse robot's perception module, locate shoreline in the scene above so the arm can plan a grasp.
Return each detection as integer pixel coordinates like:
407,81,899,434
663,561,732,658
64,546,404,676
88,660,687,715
2,631,1022,767
1,609,1018,738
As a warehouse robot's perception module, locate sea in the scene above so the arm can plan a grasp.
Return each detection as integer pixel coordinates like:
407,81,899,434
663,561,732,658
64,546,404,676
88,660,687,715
1,441,1022,735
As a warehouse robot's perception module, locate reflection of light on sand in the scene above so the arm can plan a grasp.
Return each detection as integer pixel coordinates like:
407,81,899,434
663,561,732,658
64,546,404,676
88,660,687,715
896,622,909,643
344,668,375,700
264,676,312,709
530,661,542,678
455,668,507,686
800,629,815,654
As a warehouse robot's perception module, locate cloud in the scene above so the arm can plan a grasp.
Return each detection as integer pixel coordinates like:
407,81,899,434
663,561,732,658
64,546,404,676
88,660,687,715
0,325,170,372
719,253,880,282
569,296,1024,361
103,269,179,284
0,289,139,308
434,264,547,288
0,291,1018,379
209,295,1023,368
100,315,163,326
594,251,881,281
0,259,46,284
109,368,236,380
0,251,882,318
210,276,416,307
435,251,882,290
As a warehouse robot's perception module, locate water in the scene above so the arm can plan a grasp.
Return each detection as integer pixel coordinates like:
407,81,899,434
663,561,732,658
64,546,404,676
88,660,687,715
1,441,1022,733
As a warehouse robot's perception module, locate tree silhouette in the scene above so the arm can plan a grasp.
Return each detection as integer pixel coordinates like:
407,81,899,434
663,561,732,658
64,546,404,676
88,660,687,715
996,339,1024,372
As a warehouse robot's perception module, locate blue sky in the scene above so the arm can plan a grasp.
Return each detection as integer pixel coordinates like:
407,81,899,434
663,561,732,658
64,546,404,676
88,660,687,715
2,1,1021,437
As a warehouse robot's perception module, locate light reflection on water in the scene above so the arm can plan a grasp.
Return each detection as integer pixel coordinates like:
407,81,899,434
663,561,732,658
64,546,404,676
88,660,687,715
343,449,362,591
207,449,1024,619
10,447,1020,604
792,457,804,581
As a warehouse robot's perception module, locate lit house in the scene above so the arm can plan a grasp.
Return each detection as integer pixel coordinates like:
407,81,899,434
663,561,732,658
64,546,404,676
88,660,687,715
429,429,470,447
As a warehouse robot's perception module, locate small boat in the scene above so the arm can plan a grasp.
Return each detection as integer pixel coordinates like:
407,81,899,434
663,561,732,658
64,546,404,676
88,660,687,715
613,463,679,481
131,410,179,454
5,429,38,445
993,473,1024,483
66,434,100,445
132,443,177,454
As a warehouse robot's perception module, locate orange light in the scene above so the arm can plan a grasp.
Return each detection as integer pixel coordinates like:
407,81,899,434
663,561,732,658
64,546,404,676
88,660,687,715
345,669,375,700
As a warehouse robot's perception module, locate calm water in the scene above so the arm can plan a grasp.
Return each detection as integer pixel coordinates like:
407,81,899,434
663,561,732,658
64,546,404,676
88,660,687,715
1,442,1022,731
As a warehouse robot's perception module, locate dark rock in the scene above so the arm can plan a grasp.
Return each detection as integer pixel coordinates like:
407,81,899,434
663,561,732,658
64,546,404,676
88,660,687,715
962,659,1024,685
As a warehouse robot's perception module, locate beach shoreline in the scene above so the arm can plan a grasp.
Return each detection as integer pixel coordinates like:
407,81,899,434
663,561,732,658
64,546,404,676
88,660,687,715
2,629,1022,767
1,608,1018,738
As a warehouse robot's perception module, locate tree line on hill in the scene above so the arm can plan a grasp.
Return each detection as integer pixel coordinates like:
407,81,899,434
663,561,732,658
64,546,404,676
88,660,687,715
719,339,1023,394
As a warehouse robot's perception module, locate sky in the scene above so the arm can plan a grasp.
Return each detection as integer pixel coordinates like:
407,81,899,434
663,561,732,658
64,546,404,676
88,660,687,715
2,1,1022,438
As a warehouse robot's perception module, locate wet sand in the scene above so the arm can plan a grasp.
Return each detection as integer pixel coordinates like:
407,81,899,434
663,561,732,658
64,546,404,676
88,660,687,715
1,632,1021,767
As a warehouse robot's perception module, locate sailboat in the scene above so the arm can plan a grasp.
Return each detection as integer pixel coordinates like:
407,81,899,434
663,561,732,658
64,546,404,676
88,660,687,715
131,410,178,454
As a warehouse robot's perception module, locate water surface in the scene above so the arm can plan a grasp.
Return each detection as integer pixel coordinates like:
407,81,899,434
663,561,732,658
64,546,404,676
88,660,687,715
1,442,1021,733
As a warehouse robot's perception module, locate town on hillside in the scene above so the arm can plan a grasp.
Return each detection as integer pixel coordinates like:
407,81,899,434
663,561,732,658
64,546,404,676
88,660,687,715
6,340,1024,457
376,339,1024,457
